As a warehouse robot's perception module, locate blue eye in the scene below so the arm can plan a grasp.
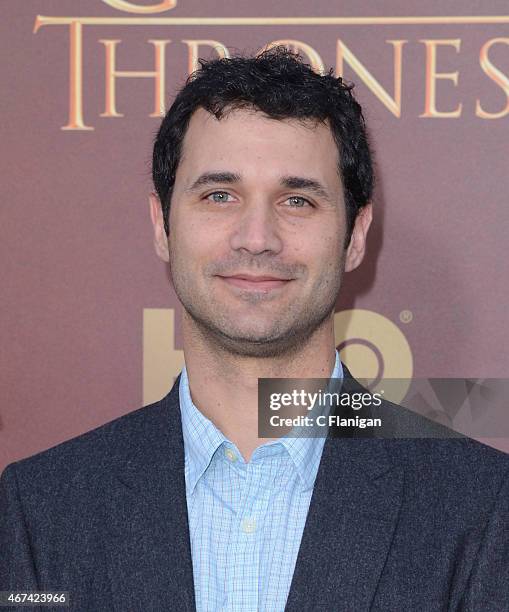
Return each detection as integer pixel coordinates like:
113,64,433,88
206,191,232,203
287,196,311,208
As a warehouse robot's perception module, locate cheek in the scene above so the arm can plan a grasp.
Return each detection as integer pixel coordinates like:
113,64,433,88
293,231,341,266
172,217,226,265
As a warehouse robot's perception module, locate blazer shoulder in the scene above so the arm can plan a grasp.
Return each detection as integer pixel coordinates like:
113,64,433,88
2,380,180,488
341,363,509,476
386,426,509,512
374,396,509,473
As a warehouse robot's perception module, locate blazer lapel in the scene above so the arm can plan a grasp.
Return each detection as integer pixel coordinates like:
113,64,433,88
103,376,196,612
101,364,403,611
285,365,404,611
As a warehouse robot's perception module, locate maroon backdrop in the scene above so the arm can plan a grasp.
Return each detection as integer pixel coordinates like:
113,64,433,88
2,0,509,472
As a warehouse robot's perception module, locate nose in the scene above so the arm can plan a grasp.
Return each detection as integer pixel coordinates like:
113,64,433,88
229,200,283,255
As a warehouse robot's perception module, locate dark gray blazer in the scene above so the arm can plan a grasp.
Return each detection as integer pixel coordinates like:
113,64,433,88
1,365,509,611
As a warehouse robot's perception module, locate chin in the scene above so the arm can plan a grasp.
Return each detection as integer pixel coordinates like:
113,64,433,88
212,325,305,358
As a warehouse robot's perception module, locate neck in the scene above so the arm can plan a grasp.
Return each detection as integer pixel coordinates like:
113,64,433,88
181,311,337,462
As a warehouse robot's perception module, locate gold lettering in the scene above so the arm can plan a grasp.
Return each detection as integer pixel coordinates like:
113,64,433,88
101,0,176,14
34,17,94,130
476,38,509,119
336,39,407,117
182,40,230,75
143,308,184,406
420,39,463,118
99,39,170,117
65,21,94,130
262,40,324,74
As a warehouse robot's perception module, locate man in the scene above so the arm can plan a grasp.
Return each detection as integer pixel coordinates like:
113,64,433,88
1,47,508,611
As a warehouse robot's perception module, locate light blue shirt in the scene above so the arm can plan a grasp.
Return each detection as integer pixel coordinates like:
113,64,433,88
179,351,343,612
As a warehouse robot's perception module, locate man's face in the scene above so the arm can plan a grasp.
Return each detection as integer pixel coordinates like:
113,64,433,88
150,107,371,357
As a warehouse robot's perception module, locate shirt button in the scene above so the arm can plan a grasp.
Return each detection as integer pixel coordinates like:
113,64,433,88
240,517,257,533
224,448,237,462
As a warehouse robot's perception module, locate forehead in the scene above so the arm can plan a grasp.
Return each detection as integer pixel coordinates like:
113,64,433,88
177,107,341,189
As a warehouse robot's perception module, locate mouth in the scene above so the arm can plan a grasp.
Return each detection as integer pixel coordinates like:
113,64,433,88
216,274,293,292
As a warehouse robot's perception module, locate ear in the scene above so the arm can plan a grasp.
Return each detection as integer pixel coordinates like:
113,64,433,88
148,192,170,263
344,203,373,272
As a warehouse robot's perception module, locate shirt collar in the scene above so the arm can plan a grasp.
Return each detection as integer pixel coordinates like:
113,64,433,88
179,350,343,495
179,367,227,496
278,350,343,491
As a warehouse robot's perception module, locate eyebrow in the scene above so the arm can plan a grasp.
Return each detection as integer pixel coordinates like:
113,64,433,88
280,176,333,203
185,172,241,192
185,172,334,202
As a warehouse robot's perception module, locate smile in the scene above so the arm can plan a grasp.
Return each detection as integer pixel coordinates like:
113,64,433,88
217,275,293,292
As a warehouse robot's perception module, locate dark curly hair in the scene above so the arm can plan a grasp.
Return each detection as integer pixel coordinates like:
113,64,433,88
152,46,374,241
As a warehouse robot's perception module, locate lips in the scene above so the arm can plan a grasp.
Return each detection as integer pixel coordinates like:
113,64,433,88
217,274,292,291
